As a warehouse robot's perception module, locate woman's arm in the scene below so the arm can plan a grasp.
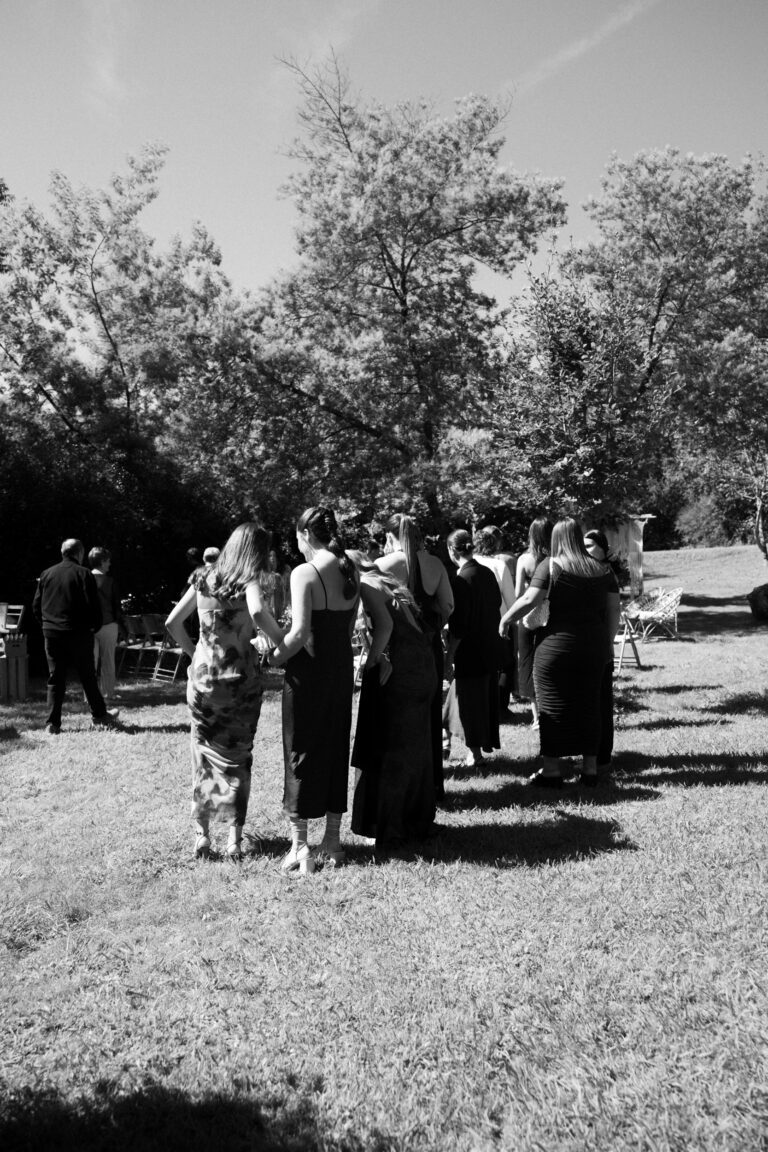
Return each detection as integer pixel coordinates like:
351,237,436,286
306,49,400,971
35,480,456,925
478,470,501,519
606,591,622,658
165,586,198,659
245,582,285,648
267,564,314,667
499,584,547,636
360,580,394,684
514,553,529,600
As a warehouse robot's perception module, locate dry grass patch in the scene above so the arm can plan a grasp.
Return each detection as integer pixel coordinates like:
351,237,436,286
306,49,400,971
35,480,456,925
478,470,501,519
1,547,767,1150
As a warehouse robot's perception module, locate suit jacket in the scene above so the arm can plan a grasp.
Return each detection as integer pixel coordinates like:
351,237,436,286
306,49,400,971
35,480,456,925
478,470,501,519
448,558,502,677
33,559,103,635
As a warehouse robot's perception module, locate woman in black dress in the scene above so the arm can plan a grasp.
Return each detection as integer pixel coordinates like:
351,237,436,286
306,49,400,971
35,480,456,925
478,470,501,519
584,529,622,772
267,507,359,873
500,517,619,787
349,554,437,850
377,514,453,798
442,530,502,767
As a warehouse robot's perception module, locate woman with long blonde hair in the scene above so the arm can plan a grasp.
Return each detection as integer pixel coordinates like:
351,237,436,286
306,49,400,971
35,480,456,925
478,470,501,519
166,522,284,859
500,517,620,787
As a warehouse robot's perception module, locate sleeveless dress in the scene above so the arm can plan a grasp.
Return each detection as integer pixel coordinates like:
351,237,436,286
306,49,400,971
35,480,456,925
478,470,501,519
531,560,616,757
188,578,263,829
282,566,358,819
351,592,437,846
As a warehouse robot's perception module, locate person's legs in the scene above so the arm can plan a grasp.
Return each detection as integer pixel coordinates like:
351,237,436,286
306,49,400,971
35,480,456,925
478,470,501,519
318,811,345,864
44,634,68,730
95,623,118,699
73,632,108,719
283,817,314,873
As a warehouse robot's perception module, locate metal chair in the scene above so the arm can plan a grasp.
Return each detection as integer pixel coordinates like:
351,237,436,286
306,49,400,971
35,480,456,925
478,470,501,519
614,613,642,672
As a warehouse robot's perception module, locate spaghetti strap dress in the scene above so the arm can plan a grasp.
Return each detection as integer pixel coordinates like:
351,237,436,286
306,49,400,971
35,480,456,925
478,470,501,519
282,565,358,819
188,576,263,830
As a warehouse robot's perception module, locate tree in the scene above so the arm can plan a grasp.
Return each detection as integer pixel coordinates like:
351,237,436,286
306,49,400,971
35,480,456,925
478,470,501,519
565,147,768,549
0,150,236,598
494,271,670,520
253,58,566,523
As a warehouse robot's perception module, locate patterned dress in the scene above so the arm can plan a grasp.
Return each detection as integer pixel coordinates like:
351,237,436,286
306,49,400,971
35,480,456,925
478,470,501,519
188,577,263,830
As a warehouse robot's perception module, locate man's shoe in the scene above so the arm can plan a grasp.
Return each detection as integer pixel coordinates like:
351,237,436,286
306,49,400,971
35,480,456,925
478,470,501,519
45,723,61,735
92,708,120,728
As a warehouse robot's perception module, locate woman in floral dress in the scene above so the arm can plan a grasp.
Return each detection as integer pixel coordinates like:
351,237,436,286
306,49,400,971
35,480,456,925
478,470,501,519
166,523,284,859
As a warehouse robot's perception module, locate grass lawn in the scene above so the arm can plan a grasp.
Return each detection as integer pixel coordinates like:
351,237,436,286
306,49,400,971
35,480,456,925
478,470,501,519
1,546,767,1151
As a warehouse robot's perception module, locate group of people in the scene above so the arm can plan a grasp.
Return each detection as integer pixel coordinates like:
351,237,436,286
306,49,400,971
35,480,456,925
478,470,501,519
162,507,621,867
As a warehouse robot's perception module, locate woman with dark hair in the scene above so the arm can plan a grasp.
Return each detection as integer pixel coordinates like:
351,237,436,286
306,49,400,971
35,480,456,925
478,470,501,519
442,529,502,767
267,506,359,873
515,517,553,729
583,529,621,772
500,517,620,787
166,522,284,859
377,513,453,798
348,552,437,850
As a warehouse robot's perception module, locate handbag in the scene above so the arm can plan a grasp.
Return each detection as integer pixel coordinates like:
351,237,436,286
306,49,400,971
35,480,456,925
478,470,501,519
522,559,552,631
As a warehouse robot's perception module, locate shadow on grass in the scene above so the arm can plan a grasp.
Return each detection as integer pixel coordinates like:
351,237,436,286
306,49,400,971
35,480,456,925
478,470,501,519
681,593,759,637
649,683,717,695
406,811,637,868
0,1080,370,1152
447,774,660,812
709,691,768,715
0,725,21,742
631,716,726,730
617,752,768,787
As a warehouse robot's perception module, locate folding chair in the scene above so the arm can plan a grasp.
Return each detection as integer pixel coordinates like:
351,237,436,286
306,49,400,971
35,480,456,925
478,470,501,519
614,612,642,672
117,615,154,676
0,604,25,636
152,627,189,682
352,619,372,689
624,587,683,640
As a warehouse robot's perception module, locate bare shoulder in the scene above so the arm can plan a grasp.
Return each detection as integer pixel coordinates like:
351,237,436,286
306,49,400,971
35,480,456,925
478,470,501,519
377,552,407,581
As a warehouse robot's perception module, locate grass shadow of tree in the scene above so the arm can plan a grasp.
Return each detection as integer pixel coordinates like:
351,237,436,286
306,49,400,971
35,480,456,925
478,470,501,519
617,752,768,787
631,716,727,730
0,1079,373,1152
447,775,660,812
708,691,768,715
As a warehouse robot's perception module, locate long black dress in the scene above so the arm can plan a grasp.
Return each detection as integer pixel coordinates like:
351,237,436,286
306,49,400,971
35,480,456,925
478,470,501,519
351,593,437,846
282,569,357,819
531,560,617,757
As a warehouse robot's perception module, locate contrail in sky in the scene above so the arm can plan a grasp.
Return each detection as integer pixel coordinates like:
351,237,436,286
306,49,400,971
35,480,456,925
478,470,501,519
512,0,665,94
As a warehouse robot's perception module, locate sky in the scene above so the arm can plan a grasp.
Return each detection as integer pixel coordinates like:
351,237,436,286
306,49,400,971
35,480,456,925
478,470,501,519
1,0,767,294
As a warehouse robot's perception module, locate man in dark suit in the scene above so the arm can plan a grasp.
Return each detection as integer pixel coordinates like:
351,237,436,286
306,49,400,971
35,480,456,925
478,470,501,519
33,538,119,734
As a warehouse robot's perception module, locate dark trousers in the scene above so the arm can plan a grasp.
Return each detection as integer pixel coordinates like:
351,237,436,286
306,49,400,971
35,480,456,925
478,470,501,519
44,631,107,727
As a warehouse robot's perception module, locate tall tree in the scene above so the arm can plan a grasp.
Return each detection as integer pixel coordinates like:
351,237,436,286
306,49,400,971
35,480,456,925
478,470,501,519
259,58,566,522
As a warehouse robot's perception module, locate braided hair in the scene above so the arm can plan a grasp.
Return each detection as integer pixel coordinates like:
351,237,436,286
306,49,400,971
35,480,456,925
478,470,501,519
298,506,358,600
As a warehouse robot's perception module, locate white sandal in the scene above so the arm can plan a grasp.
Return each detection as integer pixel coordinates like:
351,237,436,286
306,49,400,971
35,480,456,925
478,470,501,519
281,845,315,876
